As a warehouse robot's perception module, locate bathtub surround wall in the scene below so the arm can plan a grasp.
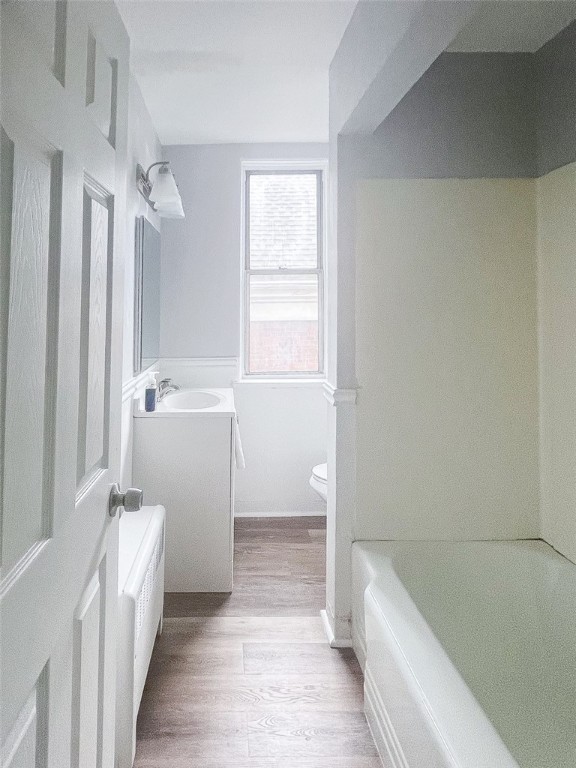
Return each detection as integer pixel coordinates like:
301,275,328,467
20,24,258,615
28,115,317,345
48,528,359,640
538,162,576,564
120,77,161,489
160,144,329,515
355,179,539,540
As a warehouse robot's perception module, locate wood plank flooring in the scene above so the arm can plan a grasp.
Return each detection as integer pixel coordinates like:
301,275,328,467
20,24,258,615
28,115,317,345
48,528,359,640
163,517,326,617
134,516,380,768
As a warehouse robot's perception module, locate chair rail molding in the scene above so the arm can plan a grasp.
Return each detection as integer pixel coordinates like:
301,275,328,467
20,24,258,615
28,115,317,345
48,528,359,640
160,356,239,368
158,357,239,388
122,366,156,403
323,381,358,406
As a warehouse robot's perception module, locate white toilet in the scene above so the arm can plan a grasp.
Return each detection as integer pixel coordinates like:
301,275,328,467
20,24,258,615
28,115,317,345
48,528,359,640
309,462,327,502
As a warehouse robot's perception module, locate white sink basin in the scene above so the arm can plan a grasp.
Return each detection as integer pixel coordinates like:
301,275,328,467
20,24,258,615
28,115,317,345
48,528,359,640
161,390,223,410
134,387,235,418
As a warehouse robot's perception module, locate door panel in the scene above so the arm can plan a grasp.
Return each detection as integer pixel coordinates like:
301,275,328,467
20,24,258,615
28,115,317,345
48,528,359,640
85,33,118,147
78,185,112,487
12,0,60,74
71,571,102,768
0,2,129,766
53,1,68,87
2,139,61,574
1,672,48,768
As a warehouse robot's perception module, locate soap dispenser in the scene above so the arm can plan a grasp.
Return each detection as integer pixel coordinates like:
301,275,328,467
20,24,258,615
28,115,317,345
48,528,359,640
145,372,159,412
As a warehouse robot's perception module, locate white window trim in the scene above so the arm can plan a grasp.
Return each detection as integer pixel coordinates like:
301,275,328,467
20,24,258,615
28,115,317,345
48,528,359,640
240,159,328,380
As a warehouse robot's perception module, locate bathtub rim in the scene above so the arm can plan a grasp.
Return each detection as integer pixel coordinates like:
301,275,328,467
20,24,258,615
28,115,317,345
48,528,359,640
352,537,572,665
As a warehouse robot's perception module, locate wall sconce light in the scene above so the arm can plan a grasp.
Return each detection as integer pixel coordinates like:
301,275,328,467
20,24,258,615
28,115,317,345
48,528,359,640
136,161,185,219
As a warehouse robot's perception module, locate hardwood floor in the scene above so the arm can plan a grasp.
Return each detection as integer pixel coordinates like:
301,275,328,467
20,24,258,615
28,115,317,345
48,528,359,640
134,517,380,767
163,517,326,617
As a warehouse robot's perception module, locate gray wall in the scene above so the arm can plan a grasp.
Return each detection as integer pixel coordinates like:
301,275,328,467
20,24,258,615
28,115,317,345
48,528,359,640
536,21,576,176
373,52,537,178
368,23,576,181
160,143,327,358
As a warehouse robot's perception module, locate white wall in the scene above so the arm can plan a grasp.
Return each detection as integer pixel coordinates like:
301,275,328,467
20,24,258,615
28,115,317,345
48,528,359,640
355,178,540,541
120,76,161,489
538,162,576,564
233,382,327,516
159,144,329,515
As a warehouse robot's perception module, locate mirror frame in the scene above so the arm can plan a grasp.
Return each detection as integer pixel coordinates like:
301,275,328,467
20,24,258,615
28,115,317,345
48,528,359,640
133,215,161,375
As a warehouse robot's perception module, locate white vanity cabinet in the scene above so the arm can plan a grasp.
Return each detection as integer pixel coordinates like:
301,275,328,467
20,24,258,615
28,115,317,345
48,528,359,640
132,389,235,592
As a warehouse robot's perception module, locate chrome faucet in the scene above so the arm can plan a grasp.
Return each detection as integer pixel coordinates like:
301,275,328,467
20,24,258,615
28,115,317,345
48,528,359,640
157,378,180,401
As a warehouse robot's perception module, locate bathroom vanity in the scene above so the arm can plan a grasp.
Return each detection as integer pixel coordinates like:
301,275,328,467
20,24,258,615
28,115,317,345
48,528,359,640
133,388,236,592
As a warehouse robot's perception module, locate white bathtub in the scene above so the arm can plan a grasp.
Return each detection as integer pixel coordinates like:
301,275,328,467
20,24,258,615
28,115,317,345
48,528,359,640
352,540,576,768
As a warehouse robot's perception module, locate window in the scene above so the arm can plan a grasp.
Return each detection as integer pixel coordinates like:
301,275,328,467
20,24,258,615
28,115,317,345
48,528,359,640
243,167,324,377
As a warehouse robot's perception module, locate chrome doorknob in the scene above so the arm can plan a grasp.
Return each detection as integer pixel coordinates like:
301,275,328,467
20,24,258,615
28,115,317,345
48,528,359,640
109,483,144,517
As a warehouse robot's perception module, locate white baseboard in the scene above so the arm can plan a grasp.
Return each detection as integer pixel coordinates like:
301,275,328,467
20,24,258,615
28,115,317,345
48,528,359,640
321,609,351,648
234,499,326,517
234,509,326,518
320,607,352,648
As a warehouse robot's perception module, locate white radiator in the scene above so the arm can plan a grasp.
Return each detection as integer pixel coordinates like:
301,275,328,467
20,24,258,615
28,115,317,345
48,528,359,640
116,505,165,768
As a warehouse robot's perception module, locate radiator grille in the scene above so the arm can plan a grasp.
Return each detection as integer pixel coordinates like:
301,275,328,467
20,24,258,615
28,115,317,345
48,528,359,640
135,522,164,641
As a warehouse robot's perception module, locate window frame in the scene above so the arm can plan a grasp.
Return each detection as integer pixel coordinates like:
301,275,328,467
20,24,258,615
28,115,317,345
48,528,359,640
241,161,327,380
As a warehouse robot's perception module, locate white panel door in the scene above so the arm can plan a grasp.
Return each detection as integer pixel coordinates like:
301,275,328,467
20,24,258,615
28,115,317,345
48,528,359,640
0,2,129,766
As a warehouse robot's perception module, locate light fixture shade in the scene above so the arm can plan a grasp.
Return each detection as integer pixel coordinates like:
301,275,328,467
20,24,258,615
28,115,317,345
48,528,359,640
156,198,185,219
149,165,180,204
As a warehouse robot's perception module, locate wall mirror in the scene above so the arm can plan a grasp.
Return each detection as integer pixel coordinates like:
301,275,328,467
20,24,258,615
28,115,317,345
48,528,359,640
134,216,161,374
